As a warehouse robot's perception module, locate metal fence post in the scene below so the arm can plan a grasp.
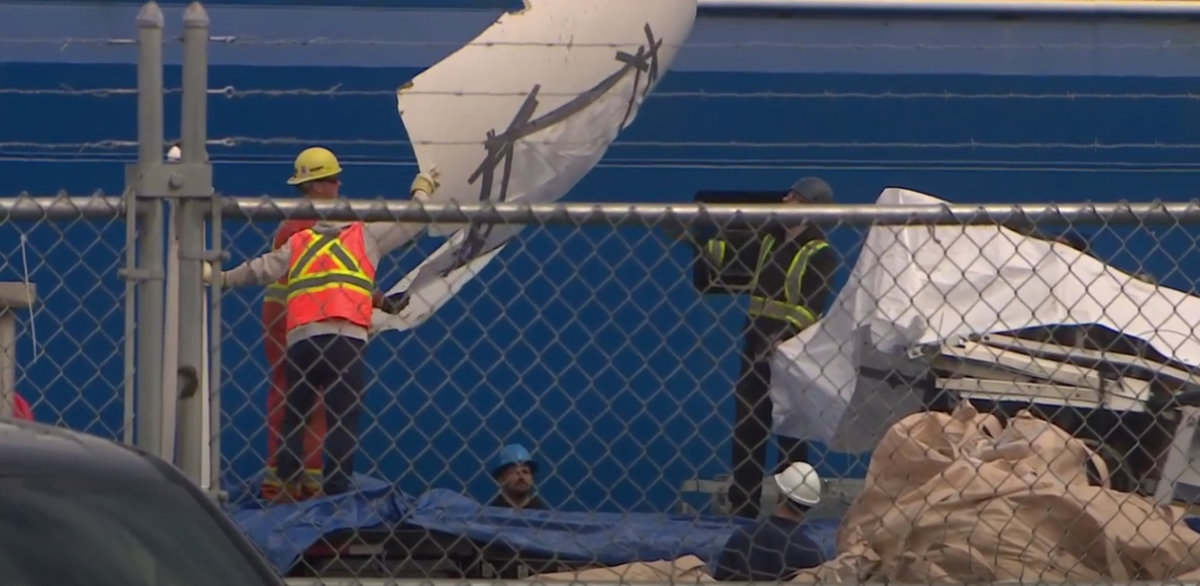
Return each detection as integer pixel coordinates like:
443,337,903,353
130,1,166,458
208,187,224,498
174,1,214,488
0,283,36,419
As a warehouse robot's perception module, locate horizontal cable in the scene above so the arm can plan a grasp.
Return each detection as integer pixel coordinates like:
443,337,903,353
3,150,1199,172
0,37,1197,50
0,155,1195,173
2,86,1199,101
3,195,1193,226
3,138,1200,150
9,151,1200,168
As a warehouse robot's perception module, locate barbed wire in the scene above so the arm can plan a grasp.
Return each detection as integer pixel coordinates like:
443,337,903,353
0,37,1193,50
2,138,1200,151
2,86,1199,101
0,153,1194,173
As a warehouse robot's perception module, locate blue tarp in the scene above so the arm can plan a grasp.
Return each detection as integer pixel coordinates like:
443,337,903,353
227,475,840,573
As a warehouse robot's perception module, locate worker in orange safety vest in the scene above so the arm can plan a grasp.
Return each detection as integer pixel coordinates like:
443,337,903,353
261,151,411,499
261,187,322,500
209,146,437,500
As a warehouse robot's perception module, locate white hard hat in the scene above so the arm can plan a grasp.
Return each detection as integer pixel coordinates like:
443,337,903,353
774,462,822,507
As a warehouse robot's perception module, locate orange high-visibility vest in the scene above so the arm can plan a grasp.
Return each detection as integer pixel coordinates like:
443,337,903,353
285,223,376,330
264,220,317,309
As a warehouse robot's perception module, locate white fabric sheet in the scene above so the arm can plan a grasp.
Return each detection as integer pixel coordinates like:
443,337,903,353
770,187,1200,452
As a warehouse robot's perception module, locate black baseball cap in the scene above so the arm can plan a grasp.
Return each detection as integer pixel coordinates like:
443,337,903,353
786,177,834,204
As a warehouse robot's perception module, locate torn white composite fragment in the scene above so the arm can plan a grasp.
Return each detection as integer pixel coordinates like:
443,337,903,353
373,0,699,334
769,187,1200,453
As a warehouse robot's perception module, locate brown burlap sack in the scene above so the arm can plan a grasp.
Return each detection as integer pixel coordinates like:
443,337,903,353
836,403,1001,554
811,405,1200,584
790,526,882,583
546,405,1200,584
539,555,713,582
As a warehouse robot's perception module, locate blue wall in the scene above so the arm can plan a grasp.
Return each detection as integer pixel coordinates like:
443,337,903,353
2,2,1199,512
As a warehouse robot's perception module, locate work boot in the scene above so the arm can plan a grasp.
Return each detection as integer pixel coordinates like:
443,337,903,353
267,482,304,505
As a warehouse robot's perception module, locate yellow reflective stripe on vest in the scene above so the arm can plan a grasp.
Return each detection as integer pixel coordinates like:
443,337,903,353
784,240,830,307
704,239,727,268
748,234,777,292
747,297,819,330
747,237,828,330
264,283,288,303
287,232,373,300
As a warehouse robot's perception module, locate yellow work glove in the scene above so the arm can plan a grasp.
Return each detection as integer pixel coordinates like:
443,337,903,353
409,166,440,202
201,262,223,287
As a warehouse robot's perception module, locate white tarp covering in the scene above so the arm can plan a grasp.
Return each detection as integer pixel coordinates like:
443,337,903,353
770,187,1200,453
372,0,697,333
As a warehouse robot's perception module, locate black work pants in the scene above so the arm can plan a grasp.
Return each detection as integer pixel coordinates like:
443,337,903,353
279,334,366,496
729,317,809,519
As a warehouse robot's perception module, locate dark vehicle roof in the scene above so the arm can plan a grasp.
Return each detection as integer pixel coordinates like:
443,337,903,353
0,418,173,482
0,418,286,586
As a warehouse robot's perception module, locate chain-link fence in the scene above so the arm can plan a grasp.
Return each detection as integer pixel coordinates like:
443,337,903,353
219,200,1192,509
0,196,129,437
221,199,1200,583
8,0,1200,583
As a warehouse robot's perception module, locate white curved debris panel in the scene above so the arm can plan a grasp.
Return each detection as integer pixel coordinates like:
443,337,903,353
770,187,1200,453
372,0,699,333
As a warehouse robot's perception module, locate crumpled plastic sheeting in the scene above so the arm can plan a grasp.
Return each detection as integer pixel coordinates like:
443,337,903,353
226,475,840,574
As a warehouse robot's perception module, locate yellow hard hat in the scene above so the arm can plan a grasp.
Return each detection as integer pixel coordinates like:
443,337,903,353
287,147,343,185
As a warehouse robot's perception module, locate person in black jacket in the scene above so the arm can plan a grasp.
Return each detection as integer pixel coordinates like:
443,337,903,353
701,177,839,519
713,461,825,581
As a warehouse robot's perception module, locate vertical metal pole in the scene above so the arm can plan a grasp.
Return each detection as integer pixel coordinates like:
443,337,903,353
123,188,137,445
175,1,212,485
0,310,15,420
0,284,35,420
195,1,224,496
209,193,224,497
135,1,166,458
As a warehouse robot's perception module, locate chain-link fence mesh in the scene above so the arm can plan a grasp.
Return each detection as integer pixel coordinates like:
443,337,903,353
211,199,1200,582
0,198,128,439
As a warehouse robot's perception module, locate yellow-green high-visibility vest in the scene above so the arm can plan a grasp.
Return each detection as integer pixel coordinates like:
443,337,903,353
704,236,829,330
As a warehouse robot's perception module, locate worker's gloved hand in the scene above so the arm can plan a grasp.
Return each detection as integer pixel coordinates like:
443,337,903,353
410,166,441,202
372,290,408,314
201,262,223,287
379,295,409,315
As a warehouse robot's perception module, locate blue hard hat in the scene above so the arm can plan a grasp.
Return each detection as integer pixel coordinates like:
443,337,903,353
492,444,538,478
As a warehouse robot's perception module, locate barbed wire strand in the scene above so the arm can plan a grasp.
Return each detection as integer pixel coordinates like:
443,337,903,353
0,37,1194,50
2,158,1190,171
2,86,1199,100
1,151,1197,173
2,138,1200,151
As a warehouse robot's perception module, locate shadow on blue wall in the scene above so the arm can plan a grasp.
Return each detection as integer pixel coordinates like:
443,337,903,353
2,62,1198,512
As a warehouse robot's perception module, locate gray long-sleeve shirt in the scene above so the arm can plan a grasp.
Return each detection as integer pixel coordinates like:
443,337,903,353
222,220,424,345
